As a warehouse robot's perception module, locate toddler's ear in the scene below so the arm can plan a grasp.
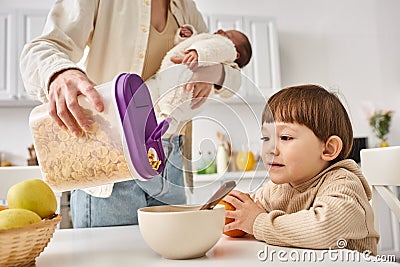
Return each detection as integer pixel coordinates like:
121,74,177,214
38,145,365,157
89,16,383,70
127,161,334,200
321,135,343,162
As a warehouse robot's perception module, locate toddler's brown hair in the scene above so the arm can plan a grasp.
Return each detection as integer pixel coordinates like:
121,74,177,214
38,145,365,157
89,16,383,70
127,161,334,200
262,84,353,163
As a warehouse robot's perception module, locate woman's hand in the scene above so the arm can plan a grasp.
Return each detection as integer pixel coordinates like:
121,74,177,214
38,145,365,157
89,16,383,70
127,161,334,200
170,57,225,109
223,190,266,235
48,69,104,136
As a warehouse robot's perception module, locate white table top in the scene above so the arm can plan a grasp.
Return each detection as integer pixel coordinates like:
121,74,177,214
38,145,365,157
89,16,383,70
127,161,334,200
36,225,398,266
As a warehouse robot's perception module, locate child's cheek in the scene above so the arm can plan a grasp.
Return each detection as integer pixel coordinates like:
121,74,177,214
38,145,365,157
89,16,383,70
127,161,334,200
260,145,269,168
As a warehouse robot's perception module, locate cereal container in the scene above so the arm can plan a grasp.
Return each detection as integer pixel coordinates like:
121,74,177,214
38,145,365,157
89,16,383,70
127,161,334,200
29,73,170,192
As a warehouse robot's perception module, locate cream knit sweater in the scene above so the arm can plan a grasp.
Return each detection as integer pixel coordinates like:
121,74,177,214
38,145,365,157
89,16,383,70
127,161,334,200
149,32,240,134
253,159,380,255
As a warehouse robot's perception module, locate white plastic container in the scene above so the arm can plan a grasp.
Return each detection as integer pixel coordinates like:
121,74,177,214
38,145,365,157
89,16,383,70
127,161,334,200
216,144,228,174
29,73,169,192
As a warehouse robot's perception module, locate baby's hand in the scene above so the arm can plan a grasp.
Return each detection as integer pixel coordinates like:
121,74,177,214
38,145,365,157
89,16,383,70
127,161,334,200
180,26,193,38
182,50,198,70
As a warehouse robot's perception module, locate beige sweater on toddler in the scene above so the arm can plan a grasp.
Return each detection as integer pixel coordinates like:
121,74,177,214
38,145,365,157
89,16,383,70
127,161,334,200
252,159,379,255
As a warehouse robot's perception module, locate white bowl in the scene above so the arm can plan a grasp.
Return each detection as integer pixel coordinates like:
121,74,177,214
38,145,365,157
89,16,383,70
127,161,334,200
138,204,225,259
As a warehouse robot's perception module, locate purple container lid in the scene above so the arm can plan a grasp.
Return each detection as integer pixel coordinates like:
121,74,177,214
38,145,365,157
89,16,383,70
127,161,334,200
114,73,170,179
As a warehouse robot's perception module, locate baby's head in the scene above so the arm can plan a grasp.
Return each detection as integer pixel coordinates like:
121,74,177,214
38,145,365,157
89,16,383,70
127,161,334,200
214,29,252,68
262,85,353,173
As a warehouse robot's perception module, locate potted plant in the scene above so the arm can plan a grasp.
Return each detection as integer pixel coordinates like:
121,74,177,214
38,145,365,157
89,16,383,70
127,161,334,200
368,109,394,147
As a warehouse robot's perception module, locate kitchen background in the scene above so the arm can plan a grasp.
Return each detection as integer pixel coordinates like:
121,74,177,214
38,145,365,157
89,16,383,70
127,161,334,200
0,0,399,165
0,0,399,255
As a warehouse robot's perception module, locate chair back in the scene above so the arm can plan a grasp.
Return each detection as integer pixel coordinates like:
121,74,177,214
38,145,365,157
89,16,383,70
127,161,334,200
361,146,400,253
361,146,400,186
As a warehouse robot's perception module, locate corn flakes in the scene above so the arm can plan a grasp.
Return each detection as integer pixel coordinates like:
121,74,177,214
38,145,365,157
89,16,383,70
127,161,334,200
148,149,162,171
30,109,132,191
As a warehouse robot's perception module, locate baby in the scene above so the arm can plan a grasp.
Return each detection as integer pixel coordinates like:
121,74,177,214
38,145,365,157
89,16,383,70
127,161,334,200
147,25,252,134
173,25,252,69
223,85,380,255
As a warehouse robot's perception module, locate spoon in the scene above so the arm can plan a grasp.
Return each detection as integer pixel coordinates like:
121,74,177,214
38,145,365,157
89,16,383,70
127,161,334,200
199,180,236,210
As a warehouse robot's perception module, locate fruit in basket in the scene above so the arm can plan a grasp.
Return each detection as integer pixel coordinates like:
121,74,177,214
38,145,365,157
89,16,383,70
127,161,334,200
218,199,247,238
7,179,57,219
0,208,41,229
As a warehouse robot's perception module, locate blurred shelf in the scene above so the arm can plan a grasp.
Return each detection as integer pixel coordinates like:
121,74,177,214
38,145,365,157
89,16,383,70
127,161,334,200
193,169,269,182
0,99,41,108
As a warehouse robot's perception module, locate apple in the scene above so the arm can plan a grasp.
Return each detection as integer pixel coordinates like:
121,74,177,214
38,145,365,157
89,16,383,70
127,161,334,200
0,208,41,230
7,179,57,219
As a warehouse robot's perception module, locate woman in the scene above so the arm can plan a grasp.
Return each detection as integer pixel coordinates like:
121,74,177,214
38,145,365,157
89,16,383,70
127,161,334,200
20,0,240,227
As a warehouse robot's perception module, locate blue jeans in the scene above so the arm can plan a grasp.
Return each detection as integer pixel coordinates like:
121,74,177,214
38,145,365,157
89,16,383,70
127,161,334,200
70,135,186,227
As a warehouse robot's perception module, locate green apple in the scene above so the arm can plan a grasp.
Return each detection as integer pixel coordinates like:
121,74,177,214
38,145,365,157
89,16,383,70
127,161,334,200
7,179,57,219
0,208,41,229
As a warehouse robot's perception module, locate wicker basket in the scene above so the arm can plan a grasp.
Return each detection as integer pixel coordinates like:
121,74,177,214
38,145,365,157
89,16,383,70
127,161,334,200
0,214,61,267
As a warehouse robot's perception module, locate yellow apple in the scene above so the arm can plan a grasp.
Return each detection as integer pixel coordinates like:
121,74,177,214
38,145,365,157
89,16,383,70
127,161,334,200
7,179,57,219
0,208,41,230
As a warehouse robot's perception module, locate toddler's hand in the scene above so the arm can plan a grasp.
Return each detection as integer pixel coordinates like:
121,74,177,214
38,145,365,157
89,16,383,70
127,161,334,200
223,190,266,235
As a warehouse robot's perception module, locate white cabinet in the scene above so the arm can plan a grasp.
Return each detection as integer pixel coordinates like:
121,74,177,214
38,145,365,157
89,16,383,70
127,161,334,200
0,9,16,101
17,9,49,100
190,15,280,191
0,7,48,106
205,15,281,102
